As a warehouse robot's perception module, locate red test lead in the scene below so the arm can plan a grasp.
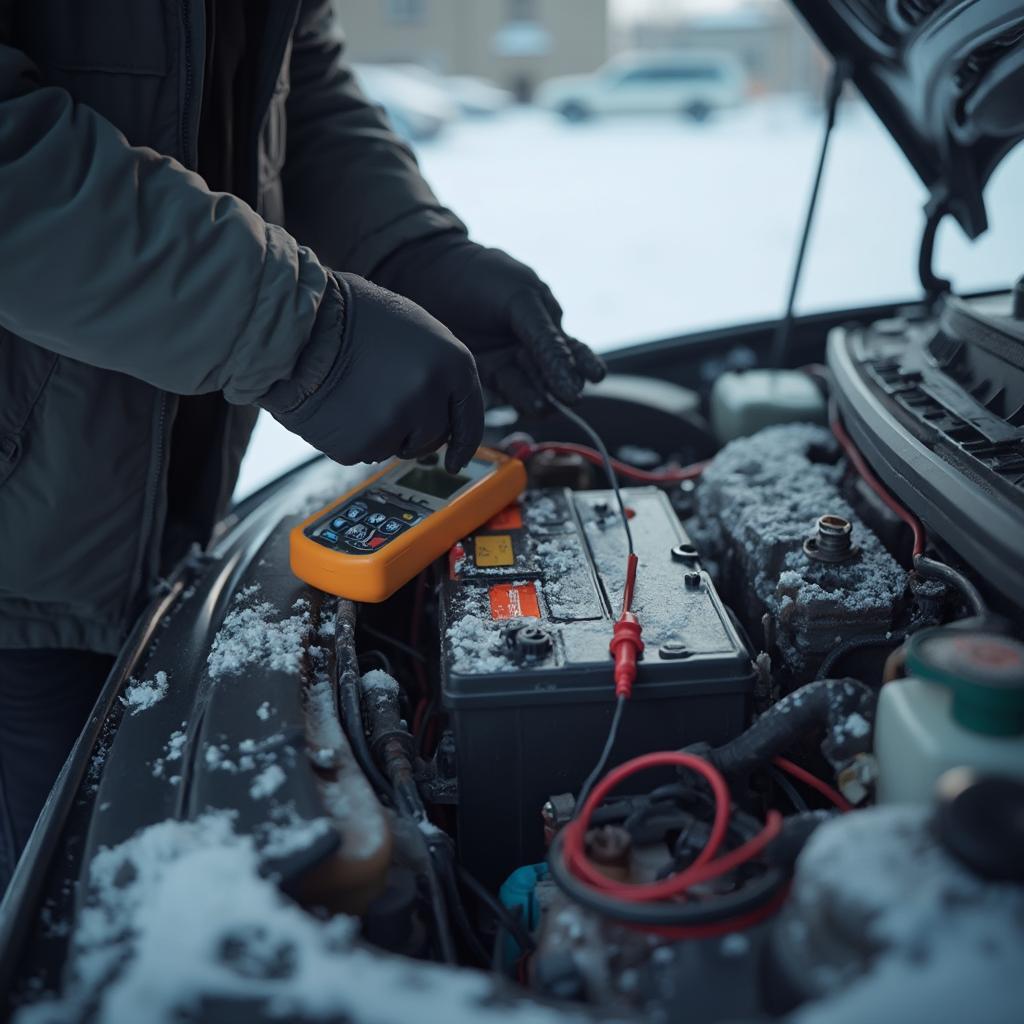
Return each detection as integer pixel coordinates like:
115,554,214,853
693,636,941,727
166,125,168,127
610,552,643,699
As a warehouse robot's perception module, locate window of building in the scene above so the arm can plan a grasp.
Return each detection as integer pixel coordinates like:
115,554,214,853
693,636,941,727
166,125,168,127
388,0,426,25
506,0,538,22
617,65,722,84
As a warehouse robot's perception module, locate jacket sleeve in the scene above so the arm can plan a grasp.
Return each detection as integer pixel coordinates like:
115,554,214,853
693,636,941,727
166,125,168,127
282,0,467,277
0,40,331,406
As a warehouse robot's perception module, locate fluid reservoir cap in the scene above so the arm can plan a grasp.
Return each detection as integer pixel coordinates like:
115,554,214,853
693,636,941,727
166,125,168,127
934,768,1024,882
905,627,1024,736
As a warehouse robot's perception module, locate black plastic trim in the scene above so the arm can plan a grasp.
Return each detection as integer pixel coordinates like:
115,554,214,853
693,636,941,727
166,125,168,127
828,326,1024,603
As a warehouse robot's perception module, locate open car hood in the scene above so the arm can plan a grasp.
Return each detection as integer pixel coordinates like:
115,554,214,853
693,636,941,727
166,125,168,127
790,0,1024,238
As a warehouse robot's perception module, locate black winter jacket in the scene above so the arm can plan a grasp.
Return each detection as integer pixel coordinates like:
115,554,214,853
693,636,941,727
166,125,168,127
0,0,464,653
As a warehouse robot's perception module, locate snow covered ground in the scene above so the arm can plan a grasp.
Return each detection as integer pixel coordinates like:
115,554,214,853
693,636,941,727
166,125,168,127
235,97,1023,498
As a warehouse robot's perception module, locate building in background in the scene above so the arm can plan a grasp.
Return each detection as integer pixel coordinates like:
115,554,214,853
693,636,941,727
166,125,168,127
615,0,826,96
333,0,609,100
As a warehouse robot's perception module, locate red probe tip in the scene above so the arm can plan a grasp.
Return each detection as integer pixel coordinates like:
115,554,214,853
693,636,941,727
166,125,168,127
610,612,643,699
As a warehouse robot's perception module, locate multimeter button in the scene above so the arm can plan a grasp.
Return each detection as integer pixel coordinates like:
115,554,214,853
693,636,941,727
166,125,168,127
321,529,339,544
330,517,346,529
344,523,372,543
343,504,368,522
368,535,388,549
380,518,405,535
365,511,388,526
399,511,421,524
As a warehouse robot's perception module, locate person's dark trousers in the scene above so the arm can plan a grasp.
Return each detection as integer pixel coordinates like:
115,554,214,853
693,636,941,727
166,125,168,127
0,649,112,896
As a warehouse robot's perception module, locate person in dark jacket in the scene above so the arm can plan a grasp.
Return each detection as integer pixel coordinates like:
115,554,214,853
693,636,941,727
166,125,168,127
0,0,604,892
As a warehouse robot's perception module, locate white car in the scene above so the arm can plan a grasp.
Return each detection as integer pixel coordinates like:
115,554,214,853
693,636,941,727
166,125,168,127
352,63,458,142
536,51,748,122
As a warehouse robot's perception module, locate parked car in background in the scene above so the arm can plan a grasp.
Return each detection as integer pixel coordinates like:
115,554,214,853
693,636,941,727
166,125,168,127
444,74,515,116
391,64,515,117
352,63,457,142
536,50,748,122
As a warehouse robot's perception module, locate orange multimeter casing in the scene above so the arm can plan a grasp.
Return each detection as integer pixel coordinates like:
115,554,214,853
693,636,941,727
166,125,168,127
290,447,527,603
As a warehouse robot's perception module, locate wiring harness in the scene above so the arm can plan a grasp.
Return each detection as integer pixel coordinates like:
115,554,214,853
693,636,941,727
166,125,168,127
549,751,801,937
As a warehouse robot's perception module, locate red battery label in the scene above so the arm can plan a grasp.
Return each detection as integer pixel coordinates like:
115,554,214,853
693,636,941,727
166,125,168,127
488,582,540,620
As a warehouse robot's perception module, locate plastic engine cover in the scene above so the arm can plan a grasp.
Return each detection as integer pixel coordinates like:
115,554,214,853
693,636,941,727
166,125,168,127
440,486,753,886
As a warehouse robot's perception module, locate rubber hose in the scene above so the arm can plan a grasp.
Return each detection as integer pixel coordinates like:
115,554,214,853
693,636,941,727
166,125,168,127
334,600,394,799
708,677,876,776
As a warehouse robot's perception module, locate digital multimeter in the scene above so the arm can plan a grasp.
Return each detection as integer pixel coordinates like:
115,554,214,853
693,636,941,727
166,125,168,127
290,447,527,602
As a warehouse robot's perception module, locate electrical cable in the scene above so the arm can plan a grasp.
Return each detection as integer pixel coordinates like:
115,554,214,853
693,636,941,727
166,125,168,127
815,632,907,680
436,853,492,967
528,398,646,811
829,399,926,558
509,439,706,485
334,601,395,801
548,830,789,935
830,399,987,615
772,756,852,813
457,866,537,954
358,622,428,662
574,695,627,814
358,649,394,676
563,751,783,903
770,764,810,814
422,843,458,964
546,397,634,557
770,59,849,369
914,555,986,617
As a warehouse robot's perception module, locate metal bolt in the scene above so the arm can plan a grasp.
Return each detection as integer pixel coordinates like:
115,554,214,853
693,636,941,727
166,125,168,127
684,571,702,589
804,514,859,563
671,543,699,563
509,623,553,661
584,825,632,868
659,640,691,660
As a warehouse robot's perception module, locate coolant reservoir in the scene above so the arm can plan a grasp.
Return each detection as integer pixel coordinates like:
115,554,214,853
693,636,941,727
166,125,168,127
709,370,826,443
875,627,1024,803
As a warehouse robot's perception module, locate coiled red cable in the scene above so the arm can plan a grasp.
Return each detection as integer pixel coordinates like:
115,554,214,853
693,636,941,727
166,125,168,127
562,751,783,904
773,755,852,812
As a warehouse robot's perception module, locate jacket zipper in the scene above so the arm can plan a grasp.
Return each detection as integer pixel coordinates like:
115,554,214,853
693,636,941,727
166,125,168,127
180,0,202,168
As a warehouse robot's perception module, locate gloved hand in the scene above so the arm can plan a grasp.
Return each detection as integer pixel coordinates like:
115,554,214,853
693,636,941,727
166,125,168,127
260,272,483,473
373,234,606,413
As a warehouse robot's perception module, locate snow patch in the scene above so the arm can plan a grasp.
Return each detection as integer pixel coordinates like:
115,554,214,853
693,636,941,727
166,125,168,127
120,671,169,716
207,585,311,679
257,811,333,861
249,764,287,801
14,812,594,1024
785,806,1024,1024
359,668,400,695
151,728,188,780
445,612,512,675
844,712,871,739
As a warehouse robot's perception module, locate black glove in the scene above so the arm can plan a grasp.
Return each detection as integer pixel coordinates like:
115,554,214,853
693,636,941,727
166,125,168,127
373,234,606,413
260,273,484,473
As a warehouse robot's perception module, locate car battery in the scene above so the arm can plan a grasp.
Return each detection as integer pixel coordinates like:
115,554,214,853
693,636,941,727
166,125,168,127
439,486,753,886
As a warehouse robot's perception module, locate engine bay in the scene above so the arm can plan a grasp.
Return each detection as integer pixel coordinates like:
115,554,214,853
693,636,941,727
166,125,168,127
3,293,1023,1023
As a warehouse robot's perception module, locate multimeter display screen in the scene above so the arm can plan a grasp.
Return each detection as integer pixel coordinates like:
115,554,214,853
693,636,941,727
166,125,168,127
396,466,470,500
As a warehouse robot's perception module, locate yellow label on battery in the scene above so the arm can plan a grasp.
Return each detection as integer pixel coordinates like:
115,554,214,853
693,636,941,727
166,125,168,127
475,533,515,567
